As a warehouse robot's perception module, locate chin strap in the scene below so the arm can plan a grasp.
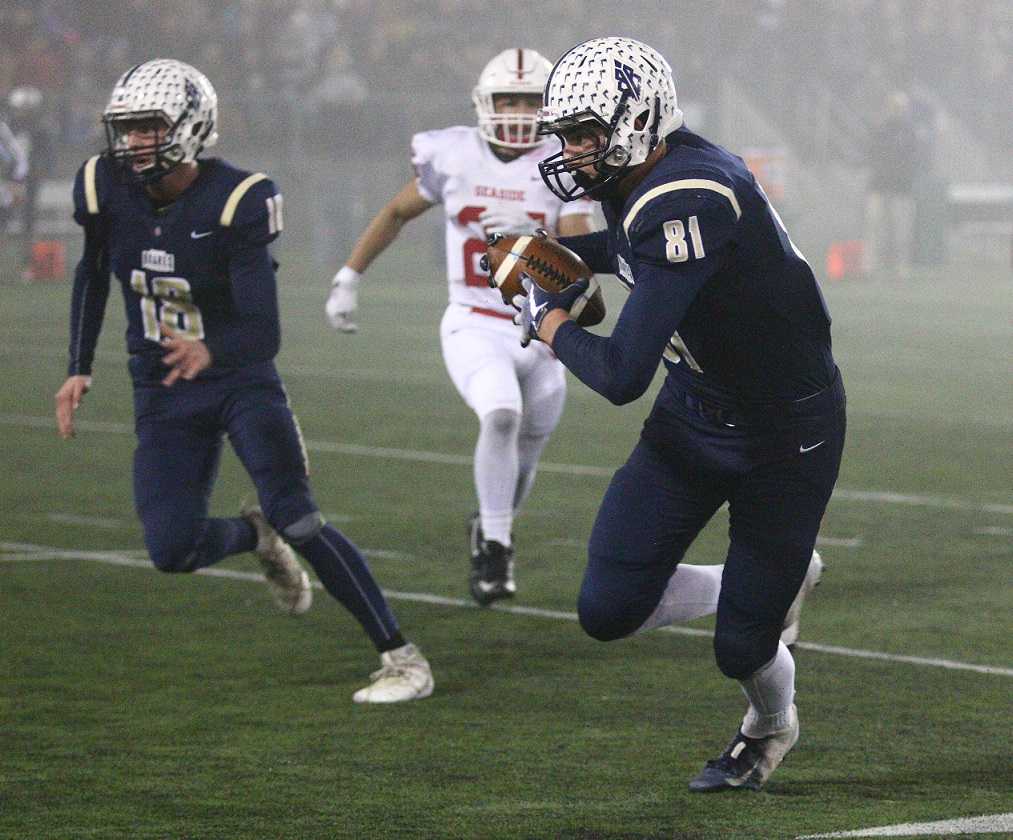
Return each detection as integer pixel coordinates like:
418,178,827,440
647,94,662,155
601,89,633,169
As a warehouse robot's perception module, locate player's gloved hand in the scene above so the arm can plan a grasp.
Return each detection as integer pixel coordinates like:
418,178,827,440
325,266,361,333
514,273,591,348
479,206,538,236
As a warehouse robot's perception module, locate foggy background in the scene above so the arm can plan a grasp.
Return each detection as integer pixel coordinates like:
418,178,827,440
2,0,1011,274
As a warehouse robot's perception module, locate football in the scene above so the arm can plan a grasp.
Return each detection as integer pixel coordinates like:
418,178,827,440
483,232,606,327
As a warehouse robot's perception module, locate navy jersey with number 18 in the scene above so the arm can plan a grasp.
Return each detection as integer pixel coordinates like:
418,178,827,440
68,155,284,378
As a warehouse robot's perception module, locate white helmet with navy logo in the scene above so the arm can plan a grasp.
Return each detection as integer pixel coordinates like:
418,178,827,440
472,48,552,150
538,37,683,200
103,58,218,181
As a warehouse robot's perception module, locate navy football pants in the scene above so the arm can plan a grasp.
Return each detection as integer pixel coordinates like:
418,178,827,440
132,369,317,570
578,404,845,679
125,361,403,652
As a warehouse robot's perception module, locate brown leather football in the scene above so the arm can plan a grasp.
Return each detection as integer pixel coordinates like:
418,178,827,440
483,232,606,327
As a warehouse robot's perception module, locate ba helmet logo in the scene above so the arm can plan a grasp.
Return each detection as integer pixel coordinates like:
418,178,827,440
613,60,642,102
185,78,201,110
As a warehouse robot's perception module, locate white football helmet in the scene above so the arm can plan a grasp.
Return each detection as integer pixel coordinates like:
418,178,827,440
537,37,683,200
102,59,218,181
472,48,552,150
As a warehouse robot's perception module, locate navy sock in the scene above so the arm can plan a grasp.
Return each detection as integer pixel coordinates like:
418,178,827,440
293,523,402,650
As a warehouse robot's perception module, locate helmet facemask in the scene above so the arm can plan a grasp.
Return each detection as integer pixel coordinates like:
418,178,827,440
476,92,543,150
537,95,651,201
103,112,187,183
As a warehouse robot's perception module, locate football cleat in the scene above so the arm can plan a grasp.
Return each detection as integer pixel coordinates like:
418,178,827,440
352,643,434,704
468,512,516,606
241,502,313,616
780,550,823,650
688,704,800,793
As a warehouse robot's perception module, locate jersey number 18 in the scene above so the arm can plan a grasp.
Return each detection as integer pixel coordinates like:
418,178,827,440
130,270,206,341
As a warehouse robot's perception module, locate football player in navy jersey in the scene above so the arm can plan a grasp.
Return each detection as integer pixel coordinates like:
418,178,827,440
517,38,846,791
54,59,433,704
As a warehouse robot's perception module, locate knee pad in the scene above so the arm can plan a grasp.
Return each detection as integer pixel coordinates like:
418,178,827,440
713,625,778,680
281,511,325,545
481,407,521,440
143,515,201,573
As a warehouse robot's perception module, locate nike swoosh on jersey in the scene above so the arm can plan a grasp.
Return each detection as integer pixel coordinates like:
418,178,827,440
190,230,213,239
799,440,826,453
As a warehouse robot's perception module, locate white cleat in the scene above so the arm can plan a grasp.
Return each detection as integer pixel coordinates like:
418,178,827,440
781,550,823,649
353,643,434,704
241,503,313,616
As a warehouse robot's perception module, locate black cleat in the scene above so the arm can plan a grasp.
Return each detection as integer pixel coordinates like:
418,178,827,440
688,705,799,793
467,512,516,606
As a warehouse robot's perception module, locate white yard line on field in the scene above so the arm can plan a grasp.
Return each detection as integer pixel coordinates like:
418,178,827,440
4,413,1012,515
797,812,1013,837
47,512,125,529
2,542,1011,678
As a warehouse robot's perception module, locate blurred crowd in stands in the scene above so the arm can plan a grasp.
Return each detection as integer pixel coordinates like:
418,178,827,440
1,0,1009,277
1,0,1009,172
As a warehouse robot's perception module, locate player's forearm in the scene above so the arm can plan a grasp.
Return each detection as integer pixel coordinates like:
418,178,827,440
67,233,110,377
550,268,688,406
551,321,657,405
346,207,410,274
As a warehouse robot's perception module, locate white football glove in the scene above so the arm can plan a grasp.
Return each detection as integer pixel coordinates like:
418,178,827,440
479,206,539,236
325,266,361,333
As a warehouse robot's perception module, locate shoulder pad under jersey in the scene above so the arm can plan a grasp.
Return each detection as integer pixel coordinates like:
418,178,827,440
623,175,741,266
72,155,113,225
411,126,473,203
219,171,283,247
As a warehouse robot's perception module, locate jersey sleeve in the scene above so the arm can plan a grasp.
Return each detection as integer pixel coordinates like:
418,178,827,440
68,156,113,377
410,129,448,204
623,178,740,268
219,172,284,248
72,155,112,228
558,229,612,274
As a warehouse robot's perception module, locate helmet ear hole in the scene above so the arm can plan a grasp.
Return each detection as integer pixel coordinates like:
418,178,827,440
191,121,203,137
634,109,650,131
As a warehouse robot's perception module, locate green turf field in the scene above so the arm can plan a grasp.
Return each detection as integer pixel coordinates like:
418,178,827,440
1,235,1010,839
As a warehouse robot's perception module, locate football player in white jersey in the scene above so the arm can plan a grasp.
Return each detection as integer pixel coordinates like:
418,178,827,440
325,48,595,606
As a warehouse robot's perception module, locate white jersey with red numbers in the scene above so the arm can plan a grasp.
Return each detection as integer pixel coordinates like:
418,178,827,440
412,125,592,317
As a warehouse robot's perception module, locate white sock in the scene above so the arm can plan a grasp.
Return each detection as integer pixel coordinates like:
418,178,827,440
636,563,724,633
512,429,549,514
513,384,565,513
474,408,520,546
739,642,796,737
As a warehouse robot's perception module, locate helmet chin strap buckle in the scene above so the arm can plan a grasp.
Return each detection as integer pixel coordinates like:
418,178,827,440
604,147,631,168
